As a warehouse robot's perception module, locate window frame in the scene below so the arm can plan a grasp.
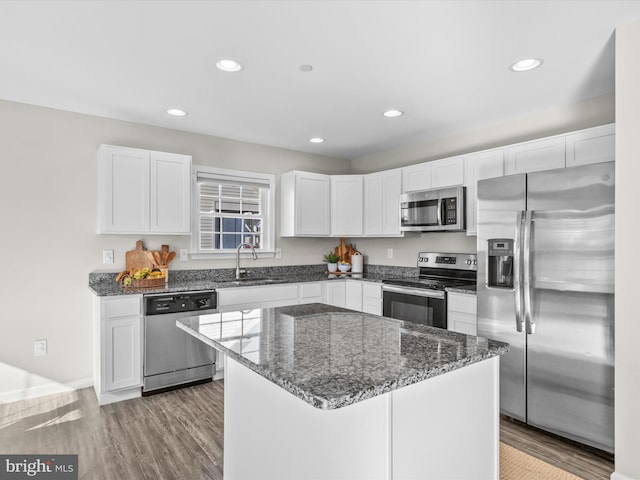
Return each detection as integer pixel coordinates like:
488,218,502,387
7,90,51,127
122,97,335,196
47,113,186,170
190,165,276,259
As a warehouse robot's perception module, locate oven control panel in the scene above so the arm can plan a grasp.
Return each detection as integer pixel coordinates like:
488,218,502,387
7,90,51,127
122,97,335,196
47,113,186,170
417,252,477,270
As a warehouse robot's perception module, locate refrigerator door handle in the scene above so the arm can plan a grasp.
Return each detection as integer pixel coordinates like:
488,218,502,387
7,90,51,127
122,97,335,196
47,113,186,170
523,210,536,334
514,211,525,332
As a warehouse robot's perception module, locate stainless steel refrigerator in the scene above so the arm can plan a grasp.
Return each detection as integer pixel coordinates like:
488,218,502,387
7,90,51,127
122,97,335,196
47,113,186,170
477,161,614,452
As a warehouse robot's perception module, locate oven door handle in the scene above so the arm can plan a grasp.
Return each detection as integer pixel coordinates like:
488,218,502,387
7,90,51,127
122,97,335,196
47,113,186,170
382,284,445,299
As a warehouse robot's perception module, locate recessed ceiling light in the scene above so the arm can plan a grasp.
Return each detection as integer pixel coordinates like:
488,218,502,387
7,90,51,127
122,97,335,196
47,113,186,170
383,109,403,118
299,64,313,72
166,108,188,117
309,137,325,144
216,59,242,72
510,58,543,72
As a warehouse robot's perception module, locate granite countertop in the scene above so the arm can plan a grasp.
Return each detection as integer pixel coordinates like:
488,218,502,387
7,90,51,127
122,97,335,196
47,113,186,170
88,264,414,297
177,303,508,410
446,284,477,294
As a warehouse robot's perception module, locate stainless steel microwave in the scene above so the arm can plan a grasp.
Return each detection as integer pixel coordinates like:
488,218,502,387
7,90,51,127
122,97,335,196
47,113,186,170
400,186,466,232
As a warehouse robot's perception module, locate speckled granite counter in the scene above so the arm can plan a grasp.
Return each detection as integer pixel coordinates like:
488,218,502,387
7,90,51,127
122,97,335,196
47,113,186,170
446,284,477,294
181,302,507,479
177,302,507,410
88,264,417,296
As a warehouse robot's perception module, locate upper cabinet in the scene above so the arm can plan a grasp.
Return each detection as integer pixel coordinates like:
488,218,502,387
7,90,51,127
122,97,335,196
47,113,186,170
97,145,191,234
464,148,504,236
401,156,464,193
331,175,364,236
364,169,402,236
505,136,566,175
280,171,331,236
565,124,615,167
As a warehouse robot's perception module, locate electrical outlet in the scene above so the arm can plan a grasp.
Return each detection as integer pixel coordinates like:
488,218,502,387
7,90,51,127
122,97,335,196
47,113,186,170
102,249,114,264
34,339,47,356
180,249,189,261
275,248,282,259
387,248,394,259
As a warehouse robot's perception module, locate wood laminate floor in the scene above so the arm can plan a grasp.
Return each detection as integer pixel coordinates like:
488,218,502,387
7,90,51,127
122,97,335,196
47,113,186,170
0,381,614,480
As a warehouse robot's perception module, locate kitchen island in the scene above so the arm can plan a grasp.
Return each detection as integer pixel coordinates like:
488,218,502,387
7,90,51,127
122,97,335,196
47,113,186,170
177,303,508,480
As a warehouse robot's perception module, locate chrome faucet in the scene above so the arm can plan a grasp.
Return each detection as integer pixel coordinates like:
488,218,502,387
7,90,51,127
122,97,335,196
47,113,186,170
236,242,258,279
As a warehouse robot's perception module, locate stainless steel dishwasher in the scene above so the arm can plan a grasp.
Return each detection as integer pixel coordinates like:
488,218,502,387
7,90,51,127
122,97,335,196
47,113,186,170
143,290,217,395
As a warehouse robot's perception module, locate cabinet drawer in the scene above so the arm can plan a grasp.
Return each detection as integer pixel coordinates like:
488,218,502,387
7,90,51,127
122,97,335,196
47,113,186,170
103,296,141,318
447,293,477,314
362,281,382,300
299,282,323,299
218,284,299,307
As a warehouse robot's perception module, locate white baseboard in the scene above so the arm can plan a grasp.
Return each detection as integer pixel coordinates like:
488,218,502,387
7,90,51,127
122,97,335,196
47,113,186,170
612,472,638,480
0,377,93,404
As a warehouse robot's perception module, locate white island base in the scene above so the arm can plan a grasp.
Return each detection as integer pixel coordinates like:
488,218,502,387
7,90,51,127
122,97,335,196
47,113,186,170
224,356,500,480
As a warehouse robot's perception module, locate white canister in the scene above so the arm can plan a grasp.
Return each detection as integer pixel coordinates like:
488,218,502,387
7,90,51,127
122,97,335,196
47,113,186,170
351,252,364,273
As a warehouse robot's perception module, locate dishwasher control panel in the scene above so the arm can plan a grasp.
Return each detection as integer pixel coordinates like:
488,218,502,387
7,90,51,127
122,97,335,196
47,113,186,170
145,291,217,316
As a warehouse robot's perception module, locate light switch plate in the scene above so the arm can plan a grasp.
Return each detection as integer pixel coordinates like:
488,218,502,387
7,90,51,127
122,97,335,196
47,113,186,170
102,249,114,264
34,339,47,356
387,248,393,259
180,249,189,261
275,248,282,259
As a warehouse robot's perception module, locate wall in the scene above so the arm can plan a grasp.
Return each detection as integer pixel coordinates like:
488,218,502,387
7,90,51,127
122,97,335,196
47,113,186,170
613,19,640,480
0,99,349,402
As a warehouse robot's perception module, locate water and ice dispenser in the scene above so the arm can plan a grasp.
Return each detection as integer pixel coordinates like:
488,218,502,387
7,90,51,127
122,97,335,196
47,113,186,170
487,239,514,289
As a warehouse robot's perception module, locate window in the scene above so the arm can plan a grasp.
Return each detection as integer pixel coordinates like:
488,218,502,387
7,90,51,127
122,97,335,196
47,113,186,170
191,166,275,258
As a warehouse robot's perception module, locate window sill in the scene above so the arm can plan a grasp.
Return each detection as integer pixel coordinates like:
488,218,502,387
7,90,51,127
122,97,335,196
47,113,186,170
190,251,276,260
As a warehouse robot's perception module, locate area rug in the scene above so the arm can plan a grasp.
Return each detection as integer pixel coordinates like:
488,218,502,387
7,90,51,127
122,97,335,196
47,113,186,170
500,442,584,480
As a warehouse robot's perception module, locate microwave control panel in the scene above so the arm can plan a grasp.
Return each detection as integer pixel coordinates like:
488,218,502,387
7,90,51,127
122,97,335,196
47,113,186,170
443,197,458,225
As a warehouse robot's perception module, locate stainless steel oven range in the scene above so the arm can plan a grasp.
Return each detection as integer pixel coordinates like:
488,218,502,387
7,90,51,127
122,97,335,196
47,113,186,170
382,252,477,329
143,290,217,395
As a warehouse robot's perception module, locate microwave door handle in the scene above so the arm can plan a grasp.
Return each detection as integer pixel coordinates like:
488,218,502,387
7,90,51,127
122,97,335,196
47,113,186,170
437,198,444,226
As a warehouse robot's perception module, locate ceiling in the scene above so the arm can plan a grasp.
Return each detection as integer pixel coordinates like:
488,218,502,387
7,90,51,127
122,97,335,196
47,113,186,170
1,1,639,160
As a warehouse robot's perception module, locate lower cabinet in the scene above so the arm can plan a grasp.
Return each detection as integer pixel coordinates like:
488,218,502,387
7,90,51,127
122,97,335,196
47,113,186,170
362,282,383,315
325,280,382,314
94,295,143,405
447,292,477,335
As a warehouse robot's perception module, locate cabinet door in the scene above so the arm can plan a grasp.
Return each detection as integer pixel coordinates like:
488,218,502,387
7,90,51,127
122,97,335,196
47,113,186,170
565,124,615,167
402,162,431,193
432,156,465,188
295,172,331,236
364,173,383,235
324,281,346,307
505,137,565,175
331,175,363,236
98,145,150,233
345,280,363,311
464,149,504,236
362,282,382,315
299,282,325,304
150,151,191,233
382,169,403,235
103,316,142,391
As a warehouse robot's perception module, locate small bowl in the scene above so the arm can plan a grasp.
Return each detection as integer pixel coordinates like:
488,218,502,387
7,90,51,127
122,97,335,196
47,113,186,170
338,262,351,272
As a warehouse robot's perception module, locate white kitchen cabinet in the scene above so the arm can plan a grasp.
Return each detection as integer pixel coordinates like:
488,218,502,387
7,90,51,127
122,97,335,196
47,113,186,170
464,148,505,236
447,292,477,335
565,124,615,167
364,169,403,236
97,144,191,234
362,281,382,315
217,284,299,310
331,175,364,236
93,295,143,405
298,282,325,304
402,162,432,193
401,156,464,193
324,281,346,308
345,280,363,311
432,156,465,188
280,171,331,236
505,137,565,175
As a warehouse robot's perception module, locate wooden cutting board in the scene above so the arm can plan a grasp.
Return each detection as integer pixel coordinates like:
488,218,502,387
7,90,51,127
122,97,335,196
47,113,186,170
125,240,155,271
